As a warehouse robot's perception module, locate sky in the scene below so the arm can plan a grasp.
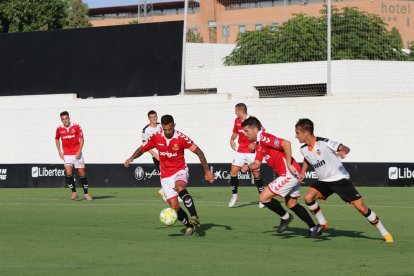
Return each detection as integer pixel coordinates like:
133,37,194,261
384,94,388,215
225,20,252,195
84,0,172,9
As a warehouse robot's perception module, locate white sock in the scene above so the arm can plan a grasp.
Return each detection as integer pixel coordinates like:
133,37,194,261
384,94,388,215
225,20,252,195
366,210,389,236
232,194,238,198
307,201,327,225
281,212,290,220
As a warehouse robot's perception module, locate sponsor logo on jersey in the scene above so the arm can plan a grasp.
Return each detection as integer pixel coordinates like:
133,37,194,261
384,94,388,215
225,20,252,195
314,160,326,169
159,151,178,158
32,167,65,178
62,134,76,139
0,168,7,180
388,167,414,180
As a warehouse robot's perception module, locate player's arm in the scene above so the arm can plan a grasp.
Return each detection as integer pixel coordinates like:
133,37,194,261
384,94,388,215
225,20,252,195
55,138,64,160
337,144,350,159
148,149,159,161
281,139,298,176
299,159,309,184
124,146,145,167
192,146,215,183
230,132,238,151
75,137,84,159
242,160,261,173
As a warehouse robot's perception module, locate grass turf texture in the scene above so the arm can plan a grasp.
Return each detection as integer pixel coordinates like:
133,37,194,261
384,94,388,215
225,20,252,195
0,187,413,275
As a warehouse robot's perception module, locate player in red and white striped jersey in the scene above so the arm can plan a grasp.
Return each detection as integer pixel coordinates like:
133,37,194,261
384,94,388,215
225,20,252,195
229,103,264,208
241,117,322,237
124,115,215,236
55,111,92,201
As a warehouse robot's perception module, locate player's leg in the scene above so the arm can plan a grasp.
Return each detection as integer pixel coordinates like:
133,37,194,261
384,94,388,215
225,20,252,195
176,182,199,226
252,169,265,208
260,180,292,233
152,157,167,201
74,155,92,200
285,196,322,237
229,163,241,207
332,180,394,242
162,176,194,236
304,182,330,229
64,156,77,200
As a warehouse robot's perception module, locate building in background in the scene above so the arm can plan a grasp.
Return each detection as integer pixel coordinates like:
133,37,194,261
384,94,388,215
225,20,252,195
89,0,413,48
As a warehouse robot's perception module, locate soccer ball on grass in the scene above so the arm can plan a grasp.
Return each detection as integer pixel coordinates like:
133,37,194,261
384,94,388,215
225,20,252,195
159,207,178,226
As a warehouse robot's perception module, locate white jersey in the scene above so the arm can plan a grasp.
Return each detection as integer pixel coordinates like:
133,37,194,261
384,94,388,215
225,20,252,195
142,123,162,153
300,137,350,182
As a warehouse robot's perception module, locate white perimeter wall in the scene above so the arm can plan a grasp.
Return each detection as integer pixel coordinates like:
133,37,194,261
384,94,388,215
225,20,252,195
1,92,413,164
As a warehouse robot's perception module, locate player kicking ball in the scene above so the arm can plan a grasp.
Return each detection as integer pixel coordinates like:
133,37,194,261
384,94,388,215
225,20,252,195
124,115,215,236
55,111,92,201
295,118,394,243
241,117,322,237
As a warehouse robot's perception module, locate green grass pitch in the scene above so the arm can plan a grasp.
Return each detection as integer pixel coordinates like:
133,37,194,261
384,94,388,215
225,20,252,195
0,187,413,275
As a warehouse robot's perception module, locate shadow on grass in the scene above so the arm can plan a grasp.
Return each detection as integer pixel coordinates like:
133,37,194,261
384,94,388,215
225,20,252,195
167,223,233,237
235,201,258,208
89,195,115,200
263,226,382,241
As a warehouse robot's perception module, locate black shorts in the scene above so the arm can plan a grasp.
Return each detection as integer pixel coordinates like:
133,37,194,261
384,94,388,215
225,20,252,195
311,179,362,203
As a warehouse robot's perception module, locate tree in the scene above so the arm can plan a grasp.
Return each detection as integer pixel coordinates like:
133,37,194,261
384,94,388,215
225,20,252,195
65,0,91,29
0,0,67,33
224,6,412,65
186,29,204,43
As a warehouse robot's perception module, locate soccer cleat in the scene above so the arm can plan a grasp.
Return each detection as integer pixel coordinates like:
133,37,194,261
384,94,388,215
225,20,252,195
157,189,167,202
71,192,77,200
84,194,93,201
184,226,197,236
259,202,266,208
321,221,329,231
228,194,239,208
189,216,201,227
383,233,394,243
277,213,293,233
306,224,324,238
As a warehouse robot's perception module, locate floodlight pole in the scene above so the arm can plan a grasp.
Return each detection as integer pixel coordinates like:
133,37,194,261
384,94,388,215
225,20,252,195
327,0,332,96
180,0,189,95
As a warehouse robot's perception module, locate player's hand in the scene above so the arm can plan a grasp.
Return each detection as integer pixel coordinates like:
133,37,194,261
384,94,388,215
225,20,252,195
336,151,347,159
154,153,160,161
205,171,215,183
299,172,306,184
288,164,299,177
230,140,237,151
75,151,81,159
241,164,249,173
58,151,64,160
248,142,256,153
124,157,134,168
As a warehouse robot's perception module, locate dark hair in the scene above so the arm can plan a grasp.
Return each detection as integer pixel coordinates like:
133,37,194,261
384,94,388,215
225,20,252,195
235,103,247,113
147,110,157,117
161,114,174,125
241,116,262,130
295,118,314,134
60,111,69,117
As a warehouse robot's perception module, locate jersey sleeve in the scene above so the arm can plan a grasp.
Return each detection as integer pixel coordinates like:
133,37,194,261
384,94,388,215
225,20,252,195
232,119,238,134
77,125,84,138
261,133,284,150
55,128,60,140
326,139,341,152
254,145,265,162
141,135,156,152
179,133,197,152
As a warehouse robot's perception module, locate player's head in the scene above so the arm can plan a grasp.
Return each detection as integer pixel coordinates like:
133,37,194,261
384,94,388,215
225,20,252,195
295,118,314,143
60,111,70,127
235,103,247,119
161,115,175,139
147,110,158,124
241,116,262,141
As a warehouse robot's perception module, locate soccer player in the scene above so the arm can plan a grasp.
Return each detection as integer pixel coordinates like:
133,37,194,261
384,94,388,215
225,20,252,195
55,111,92,200
124,114,215,236
295,118,394,242
241,117,322,237
141,110,164,200
229,103,264,208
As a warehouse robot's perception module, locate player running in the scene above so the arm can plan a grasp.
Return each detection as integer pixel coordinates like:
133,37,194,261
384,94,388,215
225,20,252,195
124,114,215,236
295,118,394,242
55,111,92,201
229,103,264,208
241,117,322,237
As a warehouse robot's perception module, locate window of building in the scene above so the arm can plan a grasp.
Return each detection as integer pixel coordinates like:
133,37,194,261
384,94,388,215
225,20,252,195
255,24,262,30
239,25,246,33
222,26,230,38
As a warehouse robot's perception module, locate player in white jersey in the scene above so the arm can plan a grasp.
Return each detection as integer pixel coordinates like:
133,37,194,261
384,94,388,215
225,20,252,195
295,118,394,243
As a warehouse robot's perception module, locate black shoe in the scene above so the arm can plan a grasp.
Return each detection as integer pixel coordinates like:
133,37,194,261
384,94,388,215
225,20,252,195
277,213,293,233
306,224,323,238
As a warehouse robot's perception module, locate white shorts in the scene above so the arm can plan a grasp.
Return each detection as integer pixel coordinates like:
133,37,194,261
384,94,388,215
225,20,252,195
232,152,256,168
160,168,189,201
267,175,300,198
64,154,85,169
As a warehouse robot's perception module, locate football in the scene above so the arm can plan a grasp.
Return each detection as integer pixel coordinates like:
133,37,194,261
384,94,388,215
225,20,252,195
159,207,178,226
